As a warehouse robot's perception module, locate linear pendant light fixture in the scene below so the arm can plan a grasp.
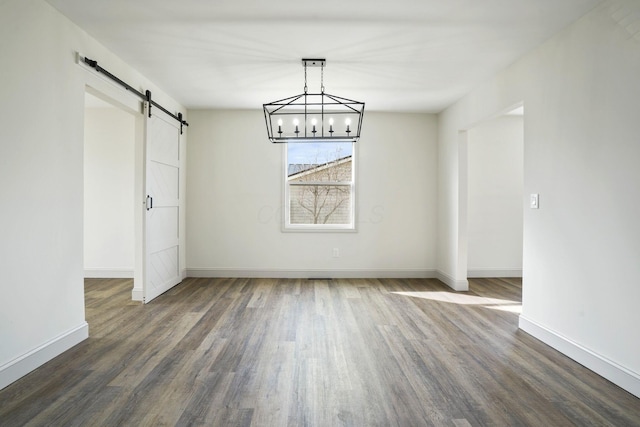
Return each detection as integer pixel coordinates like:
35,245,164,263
263,59,365,143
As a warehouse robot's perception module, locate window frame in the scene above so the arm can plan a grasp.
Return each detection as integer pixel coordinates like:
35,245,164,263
283,143,357,232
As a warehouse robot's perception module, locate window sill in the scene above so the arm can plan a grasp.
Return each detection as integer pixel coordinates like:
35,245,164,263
282,224,357,233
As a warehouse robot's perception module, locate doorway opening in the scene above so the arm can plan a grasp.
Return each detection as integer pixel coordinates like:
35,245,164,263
83,88,144,300
460,104,524,280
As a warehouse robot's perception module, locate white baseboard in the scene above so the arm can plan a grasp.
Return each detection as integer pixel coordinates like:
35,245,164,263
186,268,473,292
435,270,469,291
467,268,522,278
0,322,89,391
130,270,186,301
519,316,640,398
131,287,143,301
84,269,134,279
186,268,437,279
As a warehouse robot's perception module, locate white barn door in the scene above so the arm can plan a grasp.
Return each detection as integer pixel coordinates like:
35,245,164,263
143,102,182,303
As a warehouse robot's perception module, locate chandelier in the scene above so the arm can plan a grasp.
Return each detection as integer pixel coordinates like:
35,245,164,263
263,59,365,143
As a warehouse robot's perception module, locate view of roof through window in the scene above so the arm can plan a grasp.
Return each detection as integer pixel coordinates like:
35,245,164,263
287,142,352,177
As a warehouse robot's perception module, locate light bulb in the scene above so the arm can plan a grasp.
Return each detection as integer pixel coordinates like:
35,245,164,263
293,118,299,126
329,118,334,125
345,118,351,126
311,118,317,125
277,119,283,126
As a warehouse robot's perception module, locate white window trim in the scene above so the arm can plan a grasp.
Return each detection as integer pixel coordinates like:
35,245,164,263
282,144,357,233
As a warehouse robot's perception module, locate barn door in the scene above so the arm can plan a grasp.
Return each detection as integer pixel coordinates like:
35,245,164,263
143,102,182,303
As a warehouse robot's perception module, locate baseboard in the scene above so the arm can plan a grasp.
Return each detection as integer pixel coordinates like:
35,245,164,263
84,269,134,279
131,287,143,301
186,268,437,279
519,316,640,398
186,268,472,292
0,322,89,391
467,268,522,278
435,270,469,291
130,270,186,301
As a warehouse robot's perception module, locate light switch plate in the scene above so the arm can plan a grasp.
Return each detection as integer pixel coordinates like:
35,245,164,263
530,193,539,209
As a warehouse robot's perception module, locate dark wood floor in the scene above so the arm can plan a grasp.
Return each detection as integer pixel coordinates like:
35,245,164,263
1,277,639,426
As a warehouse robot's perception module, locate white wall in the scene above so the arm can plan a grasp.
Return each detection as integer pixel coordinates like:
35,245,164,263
467,115,523,277
438,0,640,396
84,105,135,278
186,110,437,277
0,0,186,390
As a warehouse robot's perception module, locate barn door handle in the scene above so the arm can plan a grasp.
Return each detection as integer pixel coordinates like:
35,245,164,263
146,195,153,211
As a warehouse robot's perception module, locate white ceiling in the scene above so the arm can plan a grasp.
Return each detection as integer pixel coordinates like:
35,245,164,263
48,0,601,112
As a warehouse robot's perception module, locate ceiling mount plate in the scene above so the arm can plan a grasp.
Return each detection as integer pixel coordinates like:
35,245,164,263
302,58,326,67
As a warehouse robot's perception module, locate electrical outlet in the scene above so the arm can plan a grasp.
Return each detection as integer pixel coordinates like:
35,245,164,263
332,248,339,258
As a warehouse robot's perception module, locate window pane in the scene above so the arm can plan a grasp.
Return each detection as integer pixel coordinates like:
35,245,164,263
289,184,352,225
287,142,352,181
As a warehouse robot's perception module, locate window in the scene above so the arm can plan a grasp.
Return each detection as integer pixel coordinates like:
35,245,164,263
284,142,355,231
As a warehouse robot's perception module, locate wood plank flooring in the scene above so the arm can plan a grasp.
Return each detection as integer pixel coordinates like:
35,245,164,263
1,277,639,426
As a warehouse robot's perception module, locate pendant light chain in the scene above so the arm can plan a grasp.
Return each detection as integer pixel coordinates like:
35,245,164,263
304,62,308,94
303,59,326,93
